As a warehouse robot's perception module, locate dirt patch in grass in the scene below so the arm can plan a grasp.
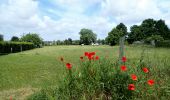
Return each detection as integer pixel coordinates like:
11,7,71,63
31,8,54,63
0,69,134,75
0,87,38,100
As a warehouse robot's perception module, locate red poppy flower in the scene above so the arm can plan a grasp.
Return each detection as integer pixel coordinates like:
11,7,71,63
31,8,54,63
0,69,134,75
88,55,93,60
95,56,99,60
128,84,135,90
10,96,12,100
90,52,95,56
122,56,127,62
147,80,154,86
142,67,149,73
60,57,64,62
131,74,137,81
121,65,127,71
84,52,89,56
80,56,83,60
66,63,72,70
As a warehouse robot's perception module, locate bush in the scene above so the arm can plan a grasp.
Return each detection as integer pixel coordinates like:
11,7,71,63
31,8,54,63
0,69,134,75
53,52,156,99
155,40,170,48
0,41,34,54
28,51,169,99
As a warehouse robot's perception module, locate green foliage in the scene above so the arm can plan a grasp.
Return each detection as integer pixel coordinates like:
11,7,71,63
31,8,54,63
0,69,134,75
128,18,170,44
155,40,170,48
128,25,144,44
79,28,97,45
155,19,170,40
145,35,164,44
11,36,19,42
0,41,34,54
0,34,3,41
141,18,157,38
21,33,42,47
27,89,54,100
97,39,106,45
72,40,80,45
55,54,134,99
116,23,128,36
64,38,72,45
107,23,127,46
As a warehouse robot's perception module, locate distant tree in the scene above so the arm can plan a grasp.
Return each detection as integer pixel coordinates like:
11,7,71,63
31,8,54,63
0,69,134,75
0,34,3,41
97,39,101,44
68,38,72,45
79,28,97,45
64,39,69,45
107,23,127,46
101,39,105,45
11,36,19,41
21,33,43,47
72,40,80,45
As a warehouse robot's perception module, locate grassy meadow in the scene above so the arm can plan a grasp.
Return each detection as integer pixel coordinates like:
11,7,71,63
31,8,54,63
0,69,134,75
0,45,170,99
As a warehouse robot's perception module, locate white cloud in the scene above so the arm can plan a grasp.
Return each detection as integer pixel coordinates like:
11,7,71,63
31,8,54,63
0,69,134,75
0,0,170,40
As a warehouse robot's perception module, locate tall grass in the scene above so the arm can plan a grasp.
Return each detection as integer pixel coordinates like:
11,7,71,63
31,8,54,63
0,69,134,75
28,47,170,100
0,46,170,99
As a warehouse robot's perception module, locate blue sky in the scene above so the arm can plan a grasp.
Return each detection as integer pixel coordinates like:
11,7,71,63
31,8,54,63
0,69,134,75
0,0,170,41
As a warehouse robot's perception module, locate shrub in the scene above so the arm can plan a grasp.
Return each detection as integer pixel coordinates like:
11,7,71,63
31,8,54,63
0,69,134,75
28,50,170,99
155,40,170,48
54,52,156,99
0,41,34,54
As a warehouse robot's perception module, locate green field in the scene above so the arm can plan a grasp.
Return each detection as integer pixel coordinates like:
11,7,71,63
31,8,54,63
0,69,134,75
0,45,170,99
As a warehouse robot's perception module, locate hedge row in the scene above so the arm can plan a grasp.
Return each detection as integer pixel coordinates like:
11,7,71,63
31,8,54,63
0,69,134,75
155,40,170,48
0,42,34,54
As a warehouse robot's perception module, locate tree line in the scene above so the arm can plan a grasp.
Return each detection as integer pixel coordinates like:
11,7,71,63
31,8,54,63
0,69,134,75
0,18,170,46
106,18,170,46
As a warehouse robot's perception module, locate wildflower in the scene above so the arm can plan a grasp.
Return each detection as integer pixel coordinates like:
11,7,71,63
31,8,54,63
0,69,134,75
87,55,93,60
90,52,95,56
142,67,149,73
95,56,99,60
122,56,127,62
84,52,89,56
60,57,64,62
66,63,72,70
121,65,127,71
131,74,137,81
147,80,154,86
128,84,135,90
10,96,12,100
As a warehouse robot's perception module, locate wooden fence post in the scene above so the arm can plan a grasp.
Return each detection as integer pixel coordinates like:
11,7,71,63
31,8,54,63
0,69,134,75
119,36,125,64
11,47,13,53
20,45,22,52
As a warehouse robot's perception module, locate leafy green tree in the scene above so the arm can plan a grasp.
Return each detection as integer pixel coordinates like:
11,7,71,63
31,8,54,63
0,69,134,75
21,33,43,47
116,23,128,36
68,38,72,45
128,18,170,44
11,36,19,41
107,28,124,46
155,19,170,40
0,34,3,41
140,18,157,38
79,28,97,45
127,25,144,44
107,23,127,46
